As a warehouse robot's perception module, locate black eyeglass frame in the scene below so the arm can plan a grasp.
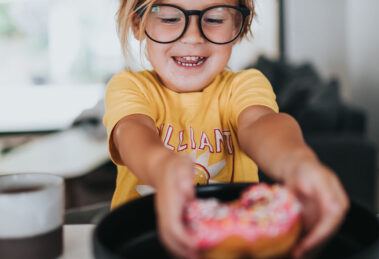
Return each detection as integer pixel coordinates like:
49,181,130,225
136,4,251,45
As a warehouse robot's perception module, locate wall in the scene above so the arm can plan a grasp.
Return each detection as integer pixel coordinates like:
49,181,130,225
228,0,279,71
286,0,349,96
286,0,379,154
346,0,379,149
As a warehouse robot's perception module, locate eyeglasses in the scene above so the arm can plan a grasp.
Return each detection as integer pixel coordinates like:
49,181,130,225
136,4,251,44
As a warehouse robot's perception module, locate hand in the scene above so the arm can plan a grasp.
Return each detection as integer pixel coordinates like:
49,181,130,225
284,160,350,259
154,154,198,259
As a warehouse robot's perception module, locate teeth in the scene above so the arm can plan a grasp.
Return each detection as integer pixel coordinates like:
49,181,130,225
183,56,200,61
176,58,205,67
174,56,206,67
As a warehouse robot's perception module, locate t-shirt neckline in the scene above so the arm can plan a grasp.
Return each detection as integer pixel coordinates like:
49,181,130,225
151,70,225,97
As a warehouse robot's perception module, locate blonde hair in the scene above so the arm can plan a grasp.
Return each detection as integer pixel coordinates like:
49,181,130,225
117,0,256,61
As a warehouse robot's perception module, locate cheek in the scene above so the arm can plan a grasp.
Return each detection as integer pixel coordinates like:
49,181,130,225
146,43,171,66
212,45,233,63
146,45,157,64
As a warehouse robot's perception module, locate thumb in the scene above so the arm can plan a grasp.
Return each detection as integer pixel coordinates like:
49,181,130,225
177,158,195,198
180,179,194,196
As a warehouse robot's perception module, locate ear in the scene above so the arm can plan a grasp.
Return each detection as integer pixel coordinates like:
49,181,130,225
131,14,144,41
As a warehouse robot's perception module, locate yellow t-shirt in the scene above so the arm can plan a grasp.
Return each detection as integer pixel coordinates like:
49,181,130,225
103,69,279,209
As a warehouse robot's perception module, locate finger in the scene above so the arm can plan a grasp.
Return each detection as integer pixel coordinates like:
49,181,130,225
322,167,350,210
159,213,195,256
159,200,197,258
160,216,196,247
330,175,350,212
170,216,197,248
179,163,195,194
161,235,195,259
180,178,195,201
293,200,344,258
161,222,198,259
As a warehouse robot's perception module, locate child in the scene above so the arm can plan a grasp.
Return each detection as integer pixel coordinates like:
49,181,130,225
103,0,349,258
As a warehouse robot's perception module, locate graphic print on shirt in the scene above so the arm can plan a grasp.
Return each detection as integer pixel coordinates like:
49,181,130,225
160,124,234,154
135,124,233,196
190,150,226,184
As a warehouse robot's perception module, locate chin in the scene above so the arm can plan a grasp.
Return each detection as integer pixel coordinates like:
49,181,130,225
173,72,217,92
171,80,210,93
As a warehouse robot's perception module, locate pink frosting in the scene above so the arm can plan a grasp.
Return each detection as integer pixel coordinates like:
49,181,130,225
184,184,302,249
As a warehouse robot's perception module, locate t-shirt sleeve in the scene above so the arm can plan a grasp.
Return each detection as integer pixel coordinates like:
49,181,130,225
103,71,157,165
229,69,279,129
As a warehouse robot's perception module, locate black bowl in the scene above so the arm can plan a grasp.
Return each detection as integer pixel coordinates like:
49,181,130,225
93,183,379,259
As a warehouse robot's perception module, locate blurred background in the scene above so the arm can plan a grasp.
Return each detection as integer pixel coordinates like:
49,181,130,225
0,0,378,225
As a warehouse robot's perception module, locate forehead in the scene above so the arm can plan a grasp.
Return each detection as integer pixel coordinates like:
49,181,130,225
154,0,239,9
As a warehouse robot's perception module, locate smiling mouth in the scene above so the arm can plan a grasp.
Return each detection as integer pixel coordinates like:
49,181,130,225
172,56,207,67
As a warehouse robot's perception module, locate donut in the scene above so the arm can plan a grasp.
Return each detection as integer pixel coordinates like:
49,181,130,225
184,184,302,259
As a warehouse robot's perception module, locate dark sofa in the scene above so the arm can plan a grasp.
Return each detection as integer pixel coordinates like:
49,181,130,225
251,56,377,212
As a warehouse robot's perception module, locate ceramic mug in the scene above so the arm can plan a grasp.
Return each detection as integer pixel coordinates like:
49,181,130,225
0,173,64,259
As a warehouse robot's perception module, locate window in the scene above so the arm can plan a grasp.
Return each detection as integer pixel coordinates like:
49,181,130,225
0,0,124,87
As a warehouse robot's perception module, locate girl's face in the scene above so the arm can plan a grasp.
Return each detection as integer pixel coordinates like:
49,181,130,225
142,0,239,93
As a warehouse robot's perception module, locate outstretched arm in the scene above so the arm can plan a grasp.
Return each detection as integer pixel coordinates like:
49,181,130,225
237,105,349,258
112,114,197,259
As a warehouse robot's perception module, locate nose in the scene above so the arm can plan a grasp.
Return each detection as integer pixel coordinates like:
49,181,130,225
180,16,205,44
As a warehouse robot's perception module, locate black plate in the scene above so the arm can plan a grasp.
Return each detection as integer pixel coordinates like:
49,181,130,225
93,183,379,259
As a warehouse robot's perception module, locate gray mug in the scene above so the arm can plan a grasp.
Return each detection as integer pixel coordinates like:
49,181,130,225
0,173,64,259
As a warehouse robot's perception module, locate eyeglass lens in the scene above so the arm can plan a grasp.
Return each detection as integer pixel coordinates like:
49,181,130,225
145,6,243,44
